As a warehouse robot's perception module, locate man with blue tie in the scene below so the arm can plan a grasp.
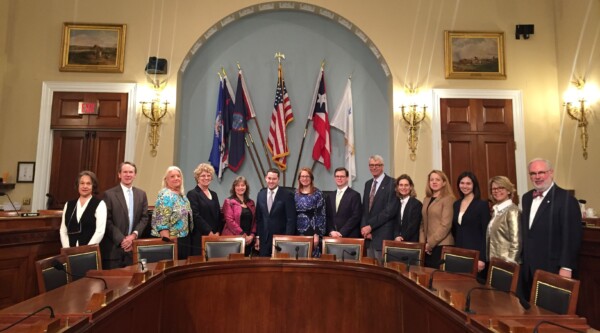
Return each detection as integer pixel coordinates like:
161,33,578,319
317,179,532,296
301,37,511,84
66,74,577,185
520,158,582,299
100,162,149,268
255,168,297,257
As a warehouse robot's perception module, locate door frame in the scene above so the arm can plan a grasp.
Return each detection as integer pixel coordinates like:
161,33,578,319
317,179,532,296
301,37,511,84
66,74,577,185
32,82,137,211
431,89,528,199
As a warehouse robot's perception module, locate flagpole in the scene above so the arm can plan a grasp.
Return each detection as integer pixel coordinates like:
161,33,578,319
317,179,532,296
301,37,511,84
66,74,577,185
245,136,265,188
292,62,324,188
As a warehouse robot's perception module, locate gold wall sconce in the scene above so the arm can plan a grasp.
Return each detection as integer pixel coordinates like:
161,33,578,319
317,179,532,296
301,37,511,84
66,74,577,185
563,78,597,160
140,57,169,157
400,88,427,161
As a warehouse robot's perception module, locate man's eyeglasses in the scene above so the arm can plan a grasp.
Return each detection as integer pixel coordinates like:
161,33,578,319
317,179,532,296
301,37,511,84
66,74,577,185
529,170,549,177
368,164,383,167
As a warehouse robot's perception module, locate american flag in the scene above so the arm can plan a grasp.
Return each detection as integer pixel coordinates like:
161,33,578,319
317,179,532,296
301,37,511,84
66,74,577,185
267,64,294,170
309,67,331,170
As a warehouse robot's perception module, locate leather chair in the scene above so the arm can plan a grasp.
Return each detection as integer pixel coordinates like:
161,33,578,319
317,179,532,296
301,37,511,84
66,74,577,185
530,269,580,315
35,255,68,293
201,235,245,259
132,237,178,264
322,237,365,261
382,240,425,265
486,257,520,293
440,246,479,276
272,235,313,259
60,244,102,281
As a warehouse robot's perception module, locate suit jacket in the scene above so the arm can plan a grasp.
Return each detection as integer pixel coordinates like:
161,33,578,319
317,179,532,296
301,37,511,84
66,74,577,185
325,187,362,238
100,185,149,268
452,199,490,259
392,196,423,242
361,174,396,251
255,187,297,256
521,184,582,276
187,186,223,256
419,195,455,248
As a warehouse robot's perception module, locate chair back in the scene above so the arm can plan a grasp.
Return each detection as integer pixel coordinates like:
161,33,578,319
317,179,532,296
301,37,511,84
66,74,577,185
133,237,178,263
530,269,580,315
201,235,245,259
382,240,425,265
440,246,479,276
272,235,313,258
322,237,365,261
35,255,68,293
486,257,520,293
60,244,102,281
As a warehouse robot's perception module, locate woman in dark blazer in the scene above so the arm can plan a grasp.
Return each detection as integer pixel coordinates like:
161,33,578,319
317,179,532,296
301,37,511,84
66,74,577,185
452,171,490,277
419,170,455,268
392,174,422,242
187,163,223,256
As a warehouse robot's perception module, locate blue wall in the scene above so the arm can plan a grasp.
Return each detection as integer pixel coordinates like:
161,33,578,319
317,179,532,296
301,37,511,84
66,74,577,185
177,9,391,200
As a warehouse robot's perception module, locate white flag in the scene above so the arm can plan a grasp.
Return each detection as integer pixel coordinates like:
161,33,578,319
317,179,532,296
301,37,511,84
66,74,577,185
330,78,355,186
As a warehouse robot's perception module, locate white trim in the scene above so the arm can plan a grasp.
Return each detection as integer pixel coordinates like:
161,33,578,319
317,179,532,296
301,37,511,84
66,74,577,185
32,82,137,211
431,89,527,198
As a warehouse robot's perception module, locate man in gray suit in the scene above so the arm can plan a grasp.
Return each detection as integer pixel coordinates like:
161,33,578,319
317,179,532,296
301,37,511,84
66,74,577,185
361,155,396,261
100,162,149,268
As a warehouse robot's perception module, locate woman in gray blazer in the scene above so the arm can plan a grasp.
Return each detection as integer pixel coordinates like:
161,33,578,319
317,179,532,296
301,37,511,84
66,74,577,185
486,176,521,263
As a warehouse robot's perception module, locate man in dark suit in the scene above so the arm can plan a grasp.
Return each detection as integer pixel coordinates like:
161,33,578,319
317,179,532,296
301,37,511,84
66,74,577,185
360,155,396,260
326,167,362,238
100,162,149,269
255,168,297,257
520,158,582,299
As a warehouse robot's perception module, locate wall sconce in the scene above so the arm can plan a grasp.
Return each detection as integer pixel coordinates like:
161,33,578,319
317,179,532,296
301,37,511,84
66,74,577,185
563,78,596,160
400,88,427,161
140,57,169,157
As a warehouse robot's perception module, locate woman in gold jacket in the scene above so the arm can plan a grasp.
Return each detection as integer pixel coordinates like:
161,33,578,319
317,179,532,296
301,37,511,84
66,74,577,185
419,170,455,267
486,176,522,263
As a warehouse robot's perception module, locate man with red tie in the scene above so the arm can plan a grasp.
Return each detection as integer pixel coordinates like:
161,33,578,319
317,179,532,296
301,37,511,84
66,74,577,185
520,158,582,299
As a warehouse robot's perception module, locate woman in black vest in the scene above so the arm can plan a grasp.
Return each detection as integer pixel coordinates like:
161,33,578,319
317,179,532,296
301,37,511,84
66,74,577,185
59,171,107,248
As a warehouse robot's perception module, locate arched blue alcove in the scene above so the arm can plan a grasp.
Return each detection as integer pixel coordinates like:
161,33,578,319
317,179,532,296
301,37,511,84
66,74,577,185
177,2,392,199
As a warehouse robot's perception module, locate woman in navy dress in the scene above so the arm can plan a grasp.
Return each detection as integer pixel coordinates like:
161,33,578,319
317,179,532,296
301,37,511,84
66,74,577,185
295,167,326,257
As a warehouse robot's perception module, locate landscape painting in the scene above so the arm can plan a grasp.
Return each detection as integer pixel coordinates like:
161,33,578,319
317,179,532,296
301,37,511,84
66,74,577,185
60,23,126,73
444,31,505,80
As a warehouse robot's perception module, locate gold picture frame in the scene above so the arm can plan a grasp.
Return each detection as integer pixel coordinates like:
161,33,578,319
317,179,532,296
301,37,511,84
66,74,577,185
60,23,127,73
444,31,506,80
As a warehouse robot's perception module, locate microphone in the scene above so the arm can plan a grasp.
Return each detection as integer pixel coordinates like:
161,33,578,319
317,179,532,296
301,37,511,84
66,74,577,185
464,287,530,314
295,246,300,260
383,252,421,272
51,259,108,290
532,320,585,333
0,192,19,213
0,305,54,332
274,244,283,252
341,250,357,262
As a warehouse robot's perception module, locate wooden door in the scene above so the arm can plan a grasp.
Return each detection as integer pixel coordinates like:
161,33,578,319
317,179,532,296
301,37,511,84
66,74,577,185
441,98,516,202
51,92,127,129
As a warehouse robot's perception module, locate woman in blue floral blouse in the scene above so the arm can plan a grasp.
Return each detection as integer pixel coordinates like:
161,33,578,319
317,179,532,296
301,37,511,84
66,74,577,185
151,166,193,259
295,167,326,257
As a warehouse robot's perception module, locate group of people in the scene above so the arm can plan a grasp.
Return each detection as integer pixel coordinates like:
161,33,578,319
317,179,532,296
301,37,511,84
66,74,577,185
59,156,582,300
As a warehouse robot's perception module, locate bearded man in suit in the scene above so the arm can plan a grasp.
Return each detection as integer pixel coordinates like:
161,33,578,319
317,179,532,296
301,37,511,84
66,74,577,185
326,167,362,238
520,158,582,299
100,162,149,268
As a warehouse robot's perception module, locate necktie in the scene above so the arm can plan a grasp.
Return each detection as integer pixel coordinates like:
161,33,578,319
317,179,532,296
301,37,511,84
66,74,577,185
267,190,274,213
128,188,134,234
369,180,377,211
533,190,543,198
335,190,343,211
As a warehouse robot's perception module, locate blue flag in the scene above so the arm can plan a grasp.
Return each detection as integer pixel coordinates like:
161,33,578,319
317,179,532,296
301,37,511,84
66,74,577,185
208,78,226,176
228,73,248,172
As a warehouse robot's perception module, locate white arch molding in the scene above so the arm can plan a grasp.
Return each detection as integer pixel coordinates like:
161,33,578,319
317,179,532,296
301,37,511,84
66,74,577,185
431,89,528,198
32,82,137,211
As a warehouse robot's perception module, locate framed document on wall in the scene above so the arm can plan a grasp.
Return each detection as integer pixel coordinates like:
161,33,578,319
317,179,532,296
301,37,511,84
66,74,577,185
17,162,35,183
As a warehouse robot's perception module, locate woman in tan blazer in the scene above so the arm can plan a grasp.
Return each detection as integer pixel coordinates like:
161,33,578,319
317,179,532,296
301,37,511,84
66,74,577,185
486,176,521,263
419,170,455,267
